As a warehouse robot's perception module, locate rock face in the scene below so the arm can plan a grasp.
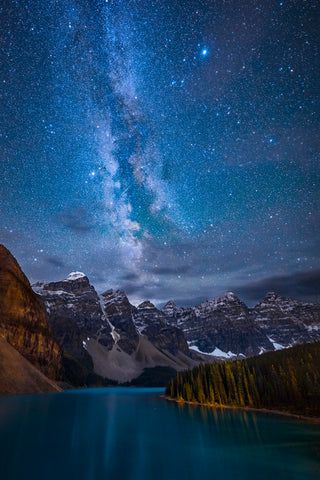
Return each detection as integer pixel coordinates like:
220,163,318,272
94,290,196,382
101,289,139,355
101,292,190,356
0,245,61,380
34,272,112,339
253,292,320,349
135,301,190,355
163,292,272,357
34,272,114,384
163,291,320,358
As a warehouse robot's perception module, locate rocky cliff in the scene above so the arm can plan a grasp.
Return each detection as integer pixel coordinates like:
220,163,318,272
0,245,61,380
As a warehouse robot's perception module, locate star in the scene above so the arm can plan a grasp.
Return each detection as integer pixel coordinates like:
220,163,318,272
0,0,318,307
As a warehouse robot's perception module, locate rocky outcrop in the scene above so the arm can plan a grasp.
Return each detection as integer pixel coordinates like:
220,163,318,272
0,245,61,380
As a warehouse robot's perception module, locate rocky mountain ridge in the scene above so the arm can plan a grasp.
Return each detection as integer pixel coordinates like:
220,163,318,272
162,291,320,357
33,270,320,384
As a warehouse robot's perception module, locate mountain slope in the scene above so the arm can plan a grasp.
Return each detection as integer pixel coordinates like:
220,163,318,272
0,338,61,395
253,292,320,348
0,245,61,380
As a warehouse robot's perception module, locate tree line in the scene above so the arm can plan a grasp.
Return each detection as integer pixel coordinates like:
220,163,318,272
165,341,320,417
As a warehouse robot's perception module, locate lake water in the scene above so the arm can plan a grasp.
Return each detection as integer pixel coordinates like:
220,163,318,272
0,387,319,480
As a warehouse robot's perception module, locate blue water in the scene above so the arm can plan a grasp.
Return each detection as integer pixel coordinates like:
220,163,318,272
0,388,319,480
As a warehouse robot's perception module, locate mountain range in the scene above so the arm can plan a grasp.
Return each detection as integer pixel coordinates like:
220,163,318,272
1,244,320,392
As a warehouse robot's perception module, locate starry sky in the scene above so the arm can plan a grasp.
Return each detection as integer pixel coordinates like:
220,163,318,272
1,0,319,306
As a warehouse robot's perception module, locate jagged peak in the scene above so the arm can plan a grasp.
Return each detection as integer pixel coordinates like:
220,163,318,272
218,291,240,302
101,289,127,299
101,289,134,311
266,291,278,297
196,291,241,309
64,272,87,281
263,292,285,302
257,291,304,307
162,300,177,309
138,300,156,310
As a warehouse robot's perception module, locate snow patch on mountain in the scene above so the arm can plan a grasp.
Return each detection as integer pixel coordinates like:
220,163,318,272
188,343,237,358
267,336,286,350
64,272,86,281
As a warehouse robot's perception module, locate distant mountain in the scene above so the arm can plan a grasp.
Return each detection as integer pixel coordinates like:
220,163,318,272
0,245,62,388
253,292,320,348
34,271,320,386
162,291,320,358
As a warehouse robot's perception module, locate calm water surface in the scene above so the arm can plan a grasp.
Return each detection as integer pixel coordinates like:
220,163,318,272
0,387,319,480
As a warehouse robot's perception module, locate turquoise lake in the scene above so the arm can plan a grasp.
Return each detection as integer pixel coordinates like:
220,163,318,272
0,387,320,479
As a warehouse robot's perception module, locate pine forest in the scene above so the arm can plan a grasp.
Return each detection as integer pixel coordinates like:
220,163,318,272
165,341,320,417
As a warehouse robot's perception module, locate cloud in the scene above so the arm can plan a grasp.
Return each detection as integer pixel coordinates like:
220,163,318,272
119,271,140,282
236,269,320,305
45,256,66,268
56,206,94,234
149,265,191,276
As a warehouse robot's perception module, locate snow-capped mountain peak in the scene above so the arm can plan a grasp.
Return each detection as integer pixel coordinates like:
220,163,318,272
64,272,87,281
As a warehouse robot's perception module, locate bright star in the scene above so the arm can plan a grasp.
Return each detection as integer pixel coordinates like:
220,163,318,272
201,48,208,56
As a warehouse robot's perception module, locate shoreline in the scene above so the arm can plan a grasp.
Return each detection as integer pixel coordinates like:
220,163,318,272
162,395,320,425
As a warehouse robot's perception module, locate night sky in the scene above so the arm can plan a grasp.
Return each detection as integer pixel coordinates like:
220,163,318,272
1,0,319,306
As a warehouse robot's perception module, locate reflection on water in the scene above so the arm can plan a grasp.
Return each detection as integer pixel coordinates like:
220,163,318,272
0,388,319,480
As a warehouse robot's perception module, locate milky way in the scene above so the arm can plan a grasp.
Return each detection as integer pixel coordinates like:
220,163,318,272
1,0,319,306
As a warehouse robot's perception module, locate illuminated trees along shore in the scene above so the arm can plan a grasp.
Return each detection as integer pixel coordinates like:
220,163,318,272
166,342,320,417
